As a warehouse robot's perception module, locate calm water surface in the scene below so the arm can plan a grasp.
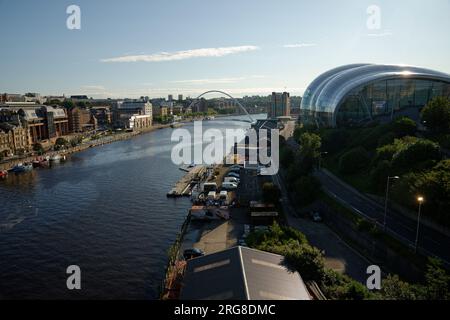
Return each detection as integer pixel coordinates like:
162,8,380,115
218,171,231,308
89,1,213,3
0,117,256,299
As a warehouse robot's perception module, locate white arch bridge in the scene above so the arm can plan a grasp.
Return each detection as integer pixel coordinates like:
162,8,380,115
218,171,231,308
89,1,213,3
187,90,256,124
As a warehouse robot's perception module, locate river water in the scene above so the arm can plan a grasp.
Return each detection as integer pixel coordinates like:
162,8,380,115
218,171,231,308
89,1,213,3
0,115,261,299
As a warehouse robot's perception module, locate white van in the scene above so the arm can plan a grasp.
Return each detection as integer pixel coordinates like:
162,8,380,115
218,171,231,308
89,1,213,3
222,182,238,190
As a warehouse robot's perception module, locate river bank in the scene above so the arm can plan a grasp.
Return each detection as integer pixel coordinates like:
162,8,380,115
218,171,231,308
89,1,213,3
0,123,181,171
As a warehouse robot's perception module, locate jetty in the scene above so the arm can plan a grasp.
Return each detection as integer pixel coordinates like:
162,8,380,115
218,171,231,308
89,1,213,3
167,165,207,197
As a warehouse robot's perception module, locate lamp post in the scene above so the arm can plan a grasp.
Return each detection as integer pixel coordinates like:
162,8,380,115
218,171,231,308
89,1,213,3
383,176,399,230
414,196,424,253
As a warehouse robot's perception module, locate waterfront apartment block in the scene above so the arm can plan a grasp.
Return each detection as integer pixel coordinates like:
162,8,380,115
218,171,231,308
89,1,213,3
0,123,30,157
68,106,97,132
269,92,291,119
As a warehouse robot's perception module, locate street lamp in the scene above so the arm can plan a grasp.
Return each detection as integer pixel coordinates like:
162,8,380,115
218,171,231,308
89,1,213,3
383,176,399,230
318,152,328,170
414,196,424,253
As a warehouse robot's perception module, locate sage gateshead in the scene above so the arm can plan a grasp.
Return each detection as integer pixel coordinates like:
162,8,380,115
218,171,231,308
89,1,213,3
300,64,450,127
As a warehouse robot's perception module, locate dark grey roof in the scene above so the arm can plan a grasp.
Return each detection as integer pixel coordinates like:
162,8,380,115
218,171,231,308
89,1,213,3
180,246,311,300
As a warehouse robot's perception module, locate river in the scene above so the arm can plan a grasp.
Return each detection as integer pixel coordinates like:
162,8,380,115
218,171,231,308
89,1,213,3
0,115,263,299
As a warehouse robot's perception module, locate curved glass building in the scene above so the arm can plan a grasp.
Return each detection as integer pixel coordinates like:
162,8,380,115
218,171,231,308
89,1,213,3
300,64,450,127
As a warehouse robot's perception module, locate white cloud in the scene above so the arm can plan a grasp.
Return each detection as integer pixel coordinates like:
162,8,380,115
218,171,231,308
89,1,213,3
101,45,260,63
81,85,105,91
283,43,317,48
367,31,393,37
170,75,266,85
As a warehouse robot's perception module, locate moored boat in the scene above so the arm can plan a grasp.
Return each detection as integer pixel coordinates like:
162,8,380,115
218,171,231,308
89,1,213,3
11,163,33,173
50,154,61,162
0,170,8,179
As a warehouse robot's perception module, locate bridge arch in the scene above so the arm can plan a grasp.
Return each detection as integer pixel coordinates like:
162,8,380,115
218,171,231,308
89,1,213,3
187,90,255,124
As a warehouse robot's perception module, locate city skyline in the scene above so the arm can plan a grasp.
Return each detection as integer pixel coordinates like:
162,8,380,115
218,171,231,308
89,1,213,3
1,0,450,98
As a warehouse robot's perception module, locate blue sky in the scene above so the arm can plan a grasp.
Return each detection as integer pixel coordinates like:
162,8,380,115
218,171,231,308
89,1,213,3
0,0,449,98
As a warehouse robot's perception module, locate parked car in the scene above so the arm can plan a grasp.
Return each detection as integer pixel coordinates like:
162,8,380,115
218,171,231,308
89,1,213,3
222,182,238,190
183,248,205,260
310,211,322,222
226,172,240,179
224,177,240,184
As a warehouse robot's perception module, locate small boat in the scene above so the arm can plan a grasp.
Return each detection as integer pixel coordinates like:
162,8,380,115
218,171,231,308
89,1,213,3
33,158,49,168
11,163,33,173
0,170,8,179
50,154,61,162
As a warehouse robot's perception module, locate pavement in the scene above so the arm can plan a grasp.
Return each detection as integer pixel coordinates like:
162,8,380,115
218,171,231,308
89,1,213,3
316,169,450,265
272,173,371,283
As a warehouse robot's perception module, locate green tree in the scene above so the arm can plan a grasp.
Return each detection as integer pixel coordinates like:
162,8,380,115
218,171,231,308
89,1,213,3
392,116,417,137
293,175,321,206
339,147,370,174
380,275,418,300
421,96,450,134
423,258,450,300
299,132,322,159
33,142,44,155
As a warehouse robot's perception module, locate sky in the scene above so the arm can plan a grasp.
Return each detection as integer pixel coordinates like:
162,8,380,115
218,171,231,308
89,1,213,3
0,0,449,99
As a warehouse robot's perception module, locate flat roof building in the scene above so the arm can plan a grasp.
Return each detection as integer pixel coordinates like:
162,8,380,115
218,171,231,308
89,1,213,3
300,64,450,127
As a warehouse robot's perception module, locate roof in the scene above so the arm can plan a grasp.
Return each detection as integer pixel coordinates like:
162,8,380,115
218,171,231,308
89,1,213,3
301,64,450,116
180,246,311,300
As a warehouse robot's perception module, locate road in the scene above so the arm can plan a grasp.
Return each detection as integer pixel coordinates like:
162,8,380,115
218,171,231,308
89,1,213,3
316,169,450,265
272,173,371,283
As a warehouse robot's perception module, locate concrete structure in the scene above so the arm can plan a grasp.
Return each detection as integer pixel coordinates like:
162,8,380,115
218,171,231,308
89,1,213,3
180,246,311,300
269,92,290,119
300,63,450,127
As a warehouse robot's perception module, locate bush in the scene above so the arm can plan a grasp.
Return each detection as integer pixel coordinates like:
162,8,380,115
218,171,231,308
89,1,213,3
377,132,396,147
339,147,370,174
392,117,417,137
391,138,441,171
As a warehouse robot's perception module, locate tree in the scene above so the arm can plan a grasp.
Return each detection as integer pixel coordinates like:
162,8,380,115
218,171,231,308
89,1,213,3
62,100,75,110
33,142,44,155
339,147,370,174
54,138,69,150
421,96,450,134
423,258,450,300
299,132,322,160
262,182,281,204
293,175,321,206
380,275,418,300
392,116,417,137
391,138,441,172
